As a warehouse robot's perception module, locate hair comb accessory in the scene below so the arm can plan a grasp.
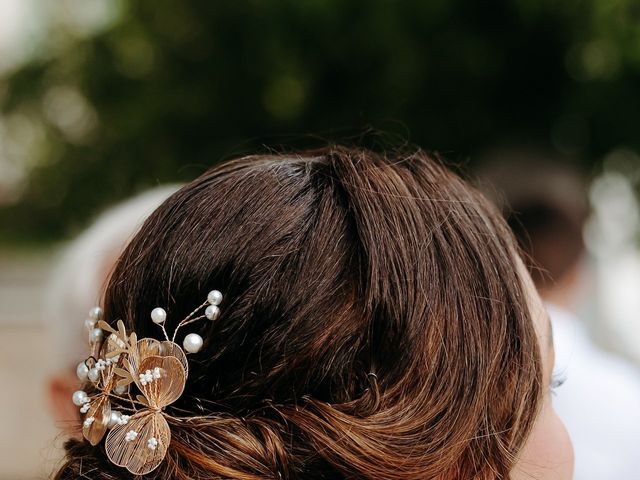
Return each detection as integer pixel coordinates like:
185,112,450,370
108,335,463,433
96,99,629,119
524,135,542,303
73,290,224,475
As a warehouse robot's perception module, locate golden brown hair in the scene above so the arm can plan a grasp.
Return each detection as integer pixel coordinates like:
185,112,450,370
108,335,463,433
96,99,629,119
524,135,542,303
55,146,542,479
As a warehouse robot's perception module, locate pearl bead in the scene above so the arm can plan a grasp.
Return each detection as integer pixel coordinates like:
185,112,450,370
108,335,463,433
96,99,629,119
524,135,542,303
88,367,100,383
89,327,103,344
72,390,89,406
107,410,122,429
183,333,203,353
76,362,89,381
114,384,128,395
151,307,167,324
84,318,96,331
207,290,223,306
205,305,220,321
88,306,103,320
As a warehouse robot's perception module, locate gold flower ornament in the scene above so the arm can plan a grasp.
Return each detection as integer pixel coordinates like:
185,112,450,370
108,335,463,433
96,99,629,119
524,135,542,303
72,290,223,475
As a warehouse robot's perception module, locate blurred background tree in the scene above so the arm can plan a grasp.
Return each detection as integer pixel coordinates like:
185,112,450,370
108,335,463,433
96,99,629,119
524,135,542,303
1,0,640,245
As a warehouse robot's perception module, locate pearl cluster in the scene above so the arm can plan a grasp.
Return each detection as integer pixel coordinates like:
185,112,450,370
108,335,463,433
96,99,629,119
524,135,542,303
80,402,91,414
88,367,100,383
72,390,90,406
78,356,121,383
107,411,130,428
139,367,162,386
114,384,128,395
122,430,159,451
147,437,159,450
205,289,223,321
149,289,223,354
91,358,106,381
84,306,103,330
85,306,105,344
83,416,95,428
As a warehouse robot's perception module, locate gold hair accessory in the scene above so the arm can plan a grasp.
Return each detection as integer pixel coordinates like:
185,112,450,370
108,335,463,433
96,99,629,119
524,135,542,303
72,290,223,475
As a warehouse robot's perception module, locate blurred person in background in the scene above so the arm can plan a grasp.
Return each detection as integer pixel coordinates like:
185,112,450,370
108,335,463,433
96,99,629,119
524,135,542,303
45,186,179,431
478,150,640,480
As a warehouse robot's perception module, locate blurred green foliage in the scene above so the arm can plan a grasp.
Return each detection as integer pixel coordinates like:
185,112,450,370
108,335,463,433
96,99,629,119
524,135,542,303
1,0,640,244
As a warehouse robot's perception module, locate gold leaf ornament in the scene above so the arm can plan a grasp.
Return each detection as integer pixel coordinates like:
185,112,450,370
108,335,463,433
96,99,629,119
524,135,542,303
105,353,186,474
76,290,223,474
81,332,124,445
127,338,189,378
105,410,171,476
82,394,112,446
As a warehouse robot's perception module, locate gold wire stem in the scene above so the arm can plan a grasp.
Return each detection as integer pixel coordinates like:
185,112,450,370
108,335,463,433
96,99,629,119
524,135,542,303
173,314,206,330
171,300,209,342
107,393,147,408
159,323,170,342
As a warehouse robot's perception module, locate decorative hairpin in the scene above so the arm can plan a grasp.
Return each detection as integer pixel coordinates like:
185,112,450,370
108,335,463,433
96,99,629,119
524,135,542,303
72,290,223,475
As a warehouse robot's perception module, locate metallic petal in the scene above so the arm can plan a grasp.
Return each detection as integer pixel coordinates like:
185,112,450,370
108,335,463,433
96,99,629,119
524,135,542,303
105,410,170,475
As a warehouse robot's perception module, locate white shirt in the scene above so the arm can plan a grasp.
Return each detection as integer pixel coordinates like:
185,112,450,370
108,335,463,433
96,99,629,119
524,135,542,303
547,304,640,480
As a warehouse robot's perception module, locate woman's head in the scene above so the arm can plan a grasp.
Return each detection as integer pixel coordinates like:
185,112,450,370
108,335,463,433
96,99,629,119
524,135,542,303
56,146,571,479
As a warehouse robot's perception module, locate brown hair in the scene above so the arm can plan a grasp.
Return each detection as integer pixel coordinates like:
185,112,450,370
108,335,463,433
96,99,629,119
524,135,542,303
55,146,542,479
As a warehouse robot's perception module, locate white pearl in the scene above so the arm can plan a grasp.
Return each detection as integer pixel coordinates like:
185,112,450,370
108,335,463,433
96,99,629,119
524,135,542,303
72,390,89,406
207,290,223,306
84,318,96,331
88,367,100,382
76,362,89,381
107,410,122,429
114,384,128,395
89,327,103,344
183,333,203,353
151,307,167,324
88,306,103,320
205,305,220,321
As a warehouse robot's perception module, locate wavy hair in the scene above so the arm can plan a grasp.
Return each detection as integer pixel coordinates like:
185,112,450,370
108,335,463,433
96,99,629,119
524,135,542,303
54,146,541,479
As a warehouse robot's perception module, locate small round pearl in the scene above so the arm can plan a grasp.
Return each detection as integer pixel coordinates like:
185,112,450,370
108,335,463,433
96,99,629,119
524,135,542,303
207,290,223,306
84,318,96,331
183,333,203,353
76,362,89,381
88,367,100,383
88,306,103,320
114,384,128,395
89,327,103,344
205,305,220,321
151,307,167,324
72,390,89,406
107,410,122,429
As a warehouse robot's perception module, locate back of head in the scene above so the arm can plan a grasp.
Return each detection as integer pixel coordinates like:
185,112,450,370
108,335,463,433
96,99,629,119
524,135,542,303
55,146,541,479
